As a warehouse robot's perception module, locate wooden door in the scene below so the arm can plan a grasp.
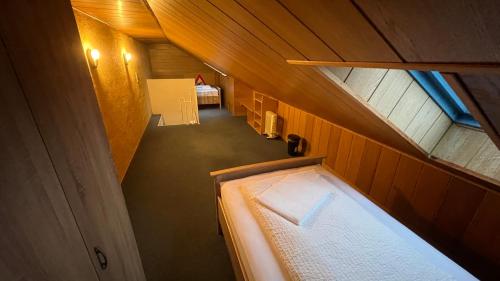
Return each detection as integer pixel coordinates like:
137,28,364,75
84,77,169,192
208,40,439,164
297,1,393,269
0,39,98,281
0,1,146,280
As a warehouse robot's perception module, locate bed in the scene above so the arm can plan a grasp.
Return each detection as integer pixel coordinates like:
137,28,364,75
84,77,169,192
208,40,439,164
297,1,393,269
196,85,221,109
210,156,477,281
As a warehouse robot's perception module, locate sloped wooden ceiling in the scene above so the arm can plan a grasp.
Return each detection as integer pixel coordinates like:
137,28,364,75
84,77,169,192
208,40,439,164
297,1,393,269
74,0,500,162
71,0,166,41
354,0,500,147
145,0,425,158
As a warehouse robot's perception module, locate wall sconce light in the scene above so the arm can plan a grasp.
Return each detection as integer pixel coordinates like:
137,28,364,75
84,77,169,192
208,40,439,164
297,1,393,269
86,48,100,68
123,52,132,65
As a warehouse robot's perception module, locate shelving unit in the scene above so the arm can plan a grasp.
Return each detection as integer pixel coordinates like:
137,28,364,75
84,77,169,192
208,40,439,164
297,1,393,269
239,91,278,134
252,91,278,134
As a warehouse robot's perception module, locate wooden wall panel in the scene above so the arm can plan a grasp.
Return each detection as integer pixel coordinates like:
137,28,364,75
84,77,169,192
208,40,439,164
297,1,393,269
287,106,296,136
386,155,422,219
292,108,301,135
323,67,352,82
0,40,99,281
411,165,451,232
324,126,342,168
0,1,146,280
149,43,218,84
309,118,323,155
462,192,500,262
418,112,452,153
388,82,428,129
345,68,388,100
333,130,354,176
344,135,366,184
466,138,500,181
433,178,486,242
276,101,500,278
318,121,332,155
298,111,307,137
369,148,401,205
367,70,413,117
404,98,442,143
303,113,315,155
356,140,383,194
433,124,489,166
281,103,290,140
221,76,235,113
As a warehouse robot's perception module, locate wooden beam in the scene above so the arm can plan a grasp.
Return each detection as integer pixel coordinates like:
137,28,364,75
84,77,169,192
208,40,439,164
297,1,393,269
287,60,500,74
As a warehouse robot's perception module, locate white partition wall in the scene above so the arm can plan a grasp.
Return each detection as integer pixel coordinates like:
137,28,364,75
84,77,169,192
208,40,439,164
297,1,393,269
147,78,199,125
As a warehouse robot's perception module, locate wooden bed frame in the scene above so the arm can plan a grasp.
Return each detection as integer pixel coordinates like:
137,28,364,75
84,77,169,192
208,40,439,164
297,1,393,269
209,156,325,281
197,85,222,110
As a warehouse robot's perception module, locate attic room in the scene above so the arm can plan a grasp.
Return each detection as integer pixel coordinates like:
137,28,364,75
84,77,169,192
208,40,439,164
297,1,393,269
1,1,499,281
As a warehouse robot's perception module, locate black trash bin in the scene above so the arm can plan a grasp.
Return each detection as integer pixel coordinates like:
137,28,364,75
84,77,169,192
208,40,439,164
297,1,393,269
287,134,301,156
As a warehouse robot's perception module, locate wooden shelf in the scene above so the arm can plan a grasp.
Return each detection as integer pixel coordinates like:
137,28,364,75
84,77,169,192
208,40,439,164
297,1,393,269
239,98,253,112
241,90,278,135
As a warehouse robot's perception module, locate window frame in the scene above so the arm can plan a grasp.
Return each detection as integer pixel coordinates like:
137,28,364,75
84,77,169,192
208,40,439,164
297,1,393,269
409,70,480,128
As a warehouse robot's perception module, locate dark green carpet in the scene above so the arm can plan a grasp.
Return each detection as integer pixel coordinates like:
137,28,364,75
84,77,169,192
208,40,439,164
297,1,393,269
122,108,289,281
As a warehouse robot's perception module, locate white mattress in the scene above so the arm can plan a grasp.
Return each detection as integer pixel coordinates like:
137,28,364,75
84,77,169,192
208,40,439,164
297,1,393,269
196,85,218,95
220,165,476,281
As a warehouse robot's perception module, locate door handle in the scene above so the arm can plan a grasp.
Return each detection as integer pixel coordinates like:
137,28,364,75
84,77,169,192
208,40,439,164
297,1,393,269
94,247,108,270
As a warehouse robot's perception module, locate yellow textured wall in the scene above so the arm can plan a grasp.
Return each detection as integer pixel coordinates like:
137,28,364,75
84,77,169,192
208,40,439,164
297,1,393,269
74,11,152,182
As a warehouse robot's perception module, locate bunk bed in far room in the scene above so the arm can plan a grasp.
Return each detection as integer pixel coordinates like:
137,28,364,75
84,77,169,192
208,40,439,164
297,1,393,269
195,74,221,109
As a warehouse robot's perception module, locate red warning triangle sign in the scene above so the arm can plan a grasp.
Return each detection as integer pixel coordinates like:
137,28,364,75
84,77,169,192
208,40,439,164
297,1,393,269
195,74,206,85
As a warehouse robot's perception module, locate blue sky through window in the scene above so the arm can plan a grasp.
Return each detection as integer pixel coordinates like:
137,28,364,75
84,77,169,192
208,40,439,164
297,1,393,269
409,71,480,128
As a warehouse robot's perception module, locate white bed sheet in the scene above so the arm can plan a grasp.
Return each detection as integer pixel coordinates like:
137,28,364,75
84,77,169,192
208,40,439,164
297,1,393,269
220,165,476,281
196,85,218,94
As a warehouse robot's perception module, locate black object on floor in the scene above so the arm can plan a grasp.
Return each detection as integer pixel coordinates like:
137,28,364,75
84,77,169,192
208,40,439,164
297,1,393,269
122,108,289,281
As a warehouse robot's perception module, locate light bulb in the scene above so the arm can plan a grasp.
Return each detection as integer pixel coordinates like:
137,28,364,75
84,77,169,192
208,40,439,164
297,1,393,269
90,49,100,60
123,52,132,65
87,48,100,68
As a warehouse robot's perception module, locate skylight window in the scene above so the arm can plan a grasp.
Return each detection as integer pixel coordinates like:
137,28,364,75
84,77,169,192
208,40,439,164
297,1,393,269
409,71,480,128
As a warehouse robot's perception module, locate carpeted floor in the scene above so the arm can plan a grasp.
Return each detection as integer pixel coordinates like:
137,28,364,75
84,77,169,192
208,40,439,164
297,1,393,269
122,108,289,281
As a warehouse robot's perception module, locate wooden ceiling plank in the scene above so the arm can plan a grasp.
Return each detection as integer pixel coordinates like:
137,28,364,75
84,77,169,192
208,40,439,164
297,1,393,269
234,0,341,61
148,0,282,96
176,0,379,125
443,74,500,150
279,0,400,62
207,0,305,60
71,0,166,40
353,0,500,63
177,0,310,96
146,0,433,159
